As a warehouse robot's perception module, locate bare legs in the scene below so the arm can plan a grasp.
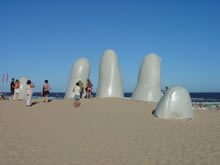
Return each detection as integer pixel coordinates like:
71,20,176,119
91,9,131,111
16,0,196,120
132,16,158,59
86,92,93,99
74,99,81,108
11,94,14,101
15,93,19,101
44,94,49,103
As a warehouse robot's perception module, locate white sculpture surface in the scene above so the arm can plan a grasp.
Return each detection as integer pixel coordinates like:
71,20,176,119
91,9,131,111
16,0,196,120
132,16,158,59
96,49,124,98
65,58,90,98
132,53,161,102
18,77,28,100
153,86,193,119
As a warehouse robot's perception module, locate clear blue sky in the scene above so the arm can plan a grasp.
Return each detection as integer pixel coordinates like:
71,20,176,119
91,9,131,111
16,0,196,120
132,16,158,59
0,0,219,92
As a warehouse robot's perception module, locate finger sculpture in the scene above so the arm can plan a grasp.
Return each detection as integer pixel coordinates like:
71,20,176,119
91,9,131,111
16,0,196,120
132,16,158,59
18,77,28,100
65,58,90,98
153,86,193,119
132,53,161,102
96,49,124,98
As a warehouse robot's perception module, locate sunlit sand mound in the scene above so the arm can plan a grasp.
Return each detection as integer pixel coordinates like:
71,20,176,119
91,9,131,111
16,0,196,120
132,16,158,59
0,98,220,165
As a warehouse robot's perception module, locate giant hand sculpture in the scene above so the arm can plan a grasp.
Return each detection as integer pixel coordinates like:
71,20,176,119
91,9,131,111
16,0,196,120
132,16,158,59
153,86,193,119
132,53,161,102
96,49,124,98
65,58,90,98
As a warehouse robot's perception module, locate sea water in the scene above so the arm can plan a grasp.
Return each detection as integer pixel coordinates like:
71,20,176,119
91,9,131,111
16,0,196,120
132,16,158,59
3,92,220,103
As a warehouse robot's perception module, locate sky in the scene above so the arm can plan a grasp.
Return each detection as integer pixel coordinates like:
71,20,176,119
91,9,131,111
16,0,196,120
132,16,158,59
0,0,220,92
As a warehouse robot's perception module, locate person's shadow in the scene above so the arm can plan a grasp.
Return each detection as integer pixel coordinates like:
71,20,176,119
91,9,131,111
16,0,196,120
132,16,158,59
31,101,40,106
152,109,156,116
43,99,52,103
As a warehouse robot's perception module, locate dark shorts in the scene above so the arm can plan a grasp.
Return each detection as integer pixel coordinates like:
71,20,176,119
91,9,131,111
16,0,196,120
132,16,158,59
11,89,14,95
43,91,49,96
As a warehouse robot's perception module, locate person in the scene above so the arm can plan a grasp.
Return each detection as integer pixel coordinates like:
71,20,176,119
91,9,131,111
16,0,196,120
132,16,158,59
42,80,50,103
78,80,84,98
14,79,20,101
10,78,15,101
86,79,93,99
165,86,169,92
162,86,169,96
73,82,81,108
0,91,8,100
26,80,35,107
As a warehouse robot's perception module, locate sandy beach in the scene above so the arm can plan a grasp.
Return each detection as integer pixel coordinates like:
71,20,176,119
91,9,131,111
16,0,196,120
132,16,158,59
0,98,220,165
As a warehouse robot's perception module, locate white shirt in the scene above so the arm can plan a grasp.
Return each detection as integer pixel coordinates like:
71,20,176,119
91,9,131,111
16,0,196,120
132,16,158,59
74,86,80,95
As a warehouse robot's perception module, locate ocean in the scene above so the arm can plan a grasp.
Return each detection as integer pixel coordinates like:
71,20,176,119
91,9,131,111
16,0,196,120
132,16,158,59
3,92,220,102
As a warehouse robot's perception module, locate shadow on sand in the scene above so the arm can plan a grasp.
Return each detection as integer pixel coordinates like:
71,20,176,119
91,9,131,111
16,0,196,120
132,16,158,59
32,101,40,106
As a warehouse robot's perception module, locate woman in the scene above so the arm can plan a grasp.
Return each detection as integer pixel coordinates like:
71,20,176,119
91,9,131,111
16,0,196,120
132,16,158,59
86,79,93,99
14,79,20,101
26,80,35,107
73,82,81,108
42,80,50,103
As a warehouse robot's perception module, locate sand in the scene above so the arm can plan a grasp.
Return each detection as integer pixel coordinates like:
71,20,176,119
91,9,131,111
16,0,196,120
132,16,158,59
0,98,220,165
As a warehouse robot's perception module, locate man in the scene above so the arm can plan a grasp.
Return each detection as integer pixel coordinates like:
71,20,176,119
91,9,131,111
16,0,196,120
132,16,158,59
10,78,15,101
165,86,169,93
78,80,84,98
162,86,169,96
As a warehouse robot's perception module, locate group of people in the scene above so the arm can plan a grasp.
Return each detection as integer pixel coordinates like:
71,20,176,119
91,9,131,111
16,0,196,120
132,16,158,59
9,77,92,108
5,78,168,109
73,79,93,108
10,78,21,101
10,78,51,107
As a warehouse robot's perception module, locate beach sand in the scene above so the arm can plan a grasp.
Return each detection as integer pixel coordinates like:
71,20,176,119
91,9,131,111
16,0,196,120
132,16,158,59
0,98,220,165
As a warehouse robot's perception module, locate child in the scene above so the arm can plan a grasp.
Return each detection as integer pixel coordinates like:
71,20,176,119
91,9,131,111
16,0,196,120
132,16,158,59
73,82,81,108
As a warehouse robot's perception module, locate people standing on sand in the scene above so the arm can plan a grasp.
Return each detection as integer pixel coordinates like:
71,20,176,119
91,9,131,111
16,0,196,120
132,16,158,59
78,80,84,98
10,78,15,101
14,79,20,101
73,82,81,108
42,80,50,103
85,79,93,99
26,80,35,107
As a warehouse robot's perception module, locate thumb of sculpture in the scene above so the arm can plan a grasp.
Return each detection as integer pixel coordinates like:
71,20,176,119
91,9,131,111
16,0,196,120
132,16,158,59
153,86,194,119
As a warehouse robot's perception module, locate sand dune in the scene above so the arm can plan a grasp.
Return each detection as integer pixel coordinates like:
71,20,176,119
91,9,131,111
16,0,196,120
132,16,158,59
0,98,220,165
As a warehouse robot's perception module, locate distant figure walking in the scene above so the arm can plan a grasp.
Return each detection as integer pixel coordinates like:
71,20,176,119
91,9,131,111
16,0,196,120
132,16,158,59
86,79,93,99
165,86,169,93
10,78,15,101
26,80,35,107
14,79,20,101
162,86,169,96
78,80,84,98
73,82,81,108
42,80,50,103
